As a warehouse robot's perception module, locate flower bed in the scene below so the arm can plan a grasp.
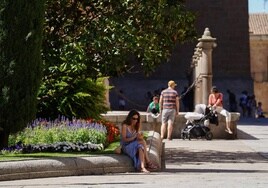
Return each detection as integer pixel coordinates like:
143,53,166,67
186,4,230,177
2,117,120,154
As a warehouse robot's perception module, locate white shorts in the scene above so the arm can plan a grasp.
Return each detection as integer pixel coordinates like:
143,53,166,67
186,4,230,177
215,106,231,122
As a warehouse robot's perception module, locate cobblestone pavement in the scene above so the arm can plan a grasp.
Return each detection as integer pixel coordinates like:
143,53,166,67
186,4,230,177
0,118,267,188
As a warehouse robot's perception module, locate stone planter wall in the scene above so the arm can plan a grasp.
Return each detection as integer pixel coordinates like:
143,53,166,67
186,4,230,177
102,111,240,139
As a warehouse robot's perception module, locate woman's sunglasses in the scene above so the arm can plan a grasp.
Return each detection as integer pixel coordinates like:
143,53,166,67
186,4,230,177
132,117,139,120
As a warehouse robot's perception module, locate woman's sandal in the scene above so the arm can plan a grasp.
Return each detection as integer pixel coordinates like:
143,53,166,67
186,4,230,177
225,129,233,134
140,168,150,173
146,161,158,170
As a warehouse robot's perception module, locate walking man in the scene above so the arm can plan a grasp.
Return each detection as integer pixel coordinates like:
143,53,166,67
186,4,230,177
159,80,180,140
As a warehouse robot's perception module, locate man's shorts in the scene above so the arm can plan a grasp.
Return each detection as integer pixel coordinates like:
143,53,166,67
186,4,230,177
162,109,176,124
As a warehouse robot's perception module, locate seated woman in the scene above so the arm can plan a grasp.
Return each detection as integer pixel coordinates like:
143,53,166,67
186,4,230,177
120,109,158,173
208,86,233,134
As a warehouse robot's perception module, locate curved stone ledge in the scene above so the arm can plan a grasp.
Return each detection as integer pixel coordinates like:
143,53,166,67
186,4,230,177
146,131,163,170
0,131,163,181
103,111,240,139
0,155,134,181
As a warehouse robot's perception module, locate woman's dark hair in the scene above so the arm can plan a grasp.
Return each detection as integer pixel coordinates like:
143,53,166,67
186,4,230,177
122,109,141,132
211,86,219,93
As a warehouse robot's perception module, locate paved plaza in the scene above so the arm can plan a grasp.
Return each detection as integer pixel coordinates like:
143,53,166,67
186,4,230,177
0,118,267,188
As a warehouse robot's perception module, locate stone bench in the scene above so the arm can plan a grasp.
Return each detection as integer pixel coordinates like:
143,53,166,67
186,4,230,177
0,130,163,181
102,111,240,139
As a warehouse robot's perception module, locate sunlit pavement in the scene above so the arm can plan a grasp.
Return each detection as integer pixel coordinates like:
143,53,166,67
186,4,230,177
0,118,267,188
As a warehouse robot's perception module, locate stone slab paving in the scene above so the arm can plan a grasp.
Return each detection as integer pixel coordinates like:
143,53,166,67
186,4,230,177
0,118,267,188
237,117,268,159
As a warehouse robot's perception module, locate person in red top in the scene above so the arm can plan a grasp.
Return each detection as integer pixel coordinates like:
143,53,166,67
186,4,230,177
208,86,232,134
159,80,180,140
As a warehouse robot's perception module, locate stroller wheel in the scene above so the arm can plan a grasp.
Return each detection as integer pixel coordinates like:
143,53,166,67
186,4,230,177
188,133,191,140
205,131,213,140
181,132,185,140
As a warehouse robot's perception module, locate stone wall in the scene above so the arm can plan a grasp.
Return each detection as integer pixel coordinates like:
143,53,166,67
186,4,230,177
250,38,268,113
102,111,240,140
185,0,250,79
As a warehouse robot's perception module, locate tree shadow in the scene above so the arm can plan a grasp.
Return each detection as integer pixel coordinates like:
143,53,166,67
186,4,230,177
164,168,268,173
165,148,267,163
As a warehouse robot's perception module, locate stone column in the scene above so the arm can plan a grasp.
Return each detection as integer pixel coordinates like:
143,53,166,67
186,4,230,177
195,28,217,105
194,47,203,104
103,77,111,108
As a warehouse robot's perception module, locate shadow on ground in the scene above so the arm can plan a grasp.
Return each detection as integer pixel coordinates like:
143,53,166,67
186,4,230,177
165,148,267,165
163,168,268,173
237,128,258,140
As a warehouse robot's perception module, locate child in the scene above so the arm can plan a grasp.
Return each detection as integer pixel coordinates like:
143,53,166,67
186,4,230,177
147,96,160,115
256,102,265,118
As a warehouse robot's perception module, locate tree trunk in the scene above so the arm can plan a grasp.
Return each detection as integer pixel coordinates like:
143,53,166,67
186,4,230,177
0,130,9,150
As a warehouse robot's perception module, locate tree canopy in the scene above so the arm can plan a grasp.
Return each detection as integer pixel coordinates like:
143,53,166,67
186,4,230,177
38,0,196,119
43,0,196,77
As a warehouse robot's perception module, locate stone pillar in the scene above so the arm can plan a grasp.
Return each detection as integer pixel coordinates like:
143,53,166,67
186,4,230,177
195,28,217,105
103,77,111,108
194,48,203,104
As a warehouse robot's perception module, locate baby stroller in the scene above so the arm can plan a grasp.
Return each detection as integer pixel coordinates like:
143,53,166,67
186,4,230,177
181,104,218,140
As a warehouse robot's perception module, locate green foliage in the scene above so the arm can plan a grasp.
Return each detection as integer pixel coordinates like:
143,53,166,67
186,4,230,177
0,0,45,139
38,0,196,119
9,125,106,146
37,77,109,119
43,0,196,77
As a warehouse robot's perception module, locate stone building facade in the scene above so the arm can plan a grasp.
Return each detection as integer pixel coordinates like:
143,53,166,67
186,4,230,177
249,13,268,114
109,0,253,112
